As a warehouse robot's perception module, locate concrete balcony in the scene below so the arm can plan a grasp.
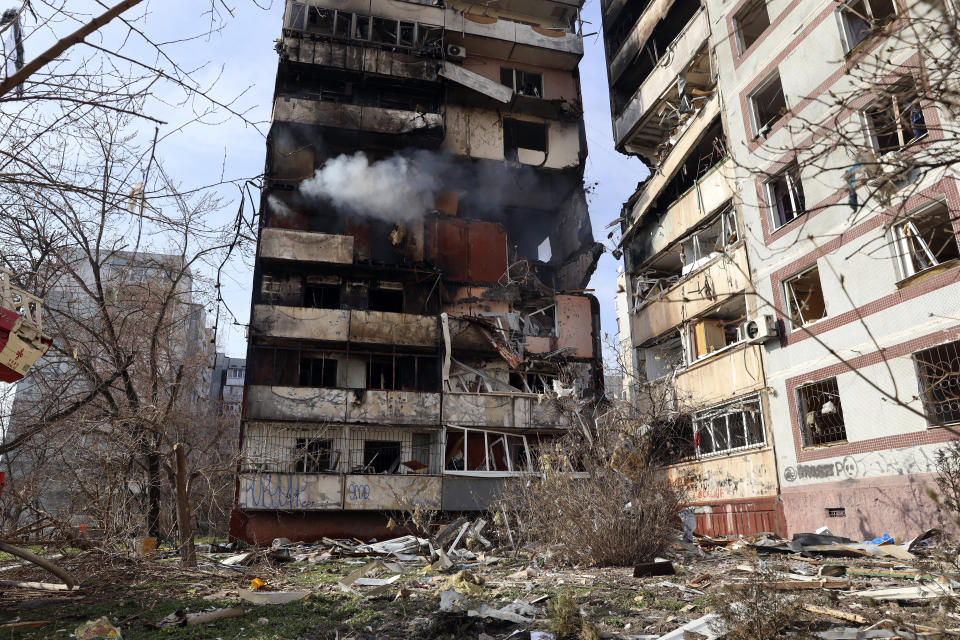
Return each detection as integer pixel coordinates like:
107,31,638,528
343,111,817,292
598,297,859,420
237,472,442,510
273,96,443,136
283,37,440,82
244,385,441,424
631,158,734,263
674,343,765,407
251,305,439,347
631,243,751,344
622,93,720,237
612,9,709,151
446,13,583,70
258,228,354,264
442,392,573,430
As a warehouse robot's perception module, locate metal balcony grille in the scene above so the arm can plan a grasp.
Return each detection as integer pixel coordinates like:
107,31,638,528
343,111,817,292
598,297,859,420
796,377,846,446
914,339,960,425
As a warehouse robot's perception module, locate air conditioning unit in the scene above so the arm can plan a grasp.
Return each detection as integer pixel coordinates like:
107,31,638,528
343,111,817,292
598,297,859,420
741,314,778,344
446,44,467,61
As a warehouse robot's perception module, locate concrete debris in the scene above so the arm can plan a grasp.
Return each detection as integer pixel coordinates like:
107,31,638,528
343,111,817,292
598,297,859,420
237,589,309,605
156,607,246,628
653,612,721,639
467,601,537,623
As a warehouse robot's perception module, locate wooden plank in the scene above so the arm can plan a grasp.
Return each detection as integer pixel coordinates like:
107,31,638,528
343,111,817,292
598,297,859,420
802,604,867,624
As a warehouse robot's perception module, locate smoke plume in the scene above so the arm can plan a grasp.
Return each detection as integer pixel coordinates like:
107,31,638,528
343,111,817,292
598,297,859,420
298,151,441,222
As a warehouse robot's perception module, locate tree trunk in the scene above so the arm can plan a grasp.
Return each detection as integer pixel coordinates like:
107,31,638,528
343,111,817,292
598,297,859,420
174,443,196,568
146,431,162,540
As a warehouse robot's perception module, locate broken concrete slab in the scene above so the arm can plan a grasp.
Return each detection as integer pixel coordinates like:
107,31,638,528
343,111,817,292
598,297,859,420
238,590,310,605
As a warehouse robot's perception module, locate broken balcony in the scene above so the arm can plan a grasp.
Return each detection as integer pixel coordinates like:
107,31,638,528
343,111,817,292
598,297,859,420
237,472,442,510
244,386,442,424
273,96,444,137
444,11,583,71
441,392,573,430
627,157,734,268
611,16,712,156
620,96,721,240
251,305,439,347
629,243,751,345
258,228,354,265
674,342,765,408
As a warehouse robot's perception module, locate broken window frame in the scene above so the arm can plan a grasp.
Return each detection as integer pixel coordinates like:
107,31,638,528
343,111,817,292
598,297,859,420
693,395,765,458
749,71,787,136
681,206,739,275
294,437,337,472
443,427,539,477
783,265,828,329
863,79,927,156
503,119,548,162
765,160,806,229
287,2,308,30
913,339,960,426
892,201,960,279
732,0,771,55
500,67,544,98
796,377,847,447
838,0,897,52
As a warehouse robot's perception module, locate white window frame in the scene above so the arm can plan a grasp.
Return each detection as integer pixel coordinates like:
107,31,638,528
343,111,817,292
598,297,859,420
783,264,827,329
502,67,544,98
748,71,786,136
732,0,771,55
692,395,766,458
862,83,927,156
765,161,805,229
892,201,959,279
837,0,897,53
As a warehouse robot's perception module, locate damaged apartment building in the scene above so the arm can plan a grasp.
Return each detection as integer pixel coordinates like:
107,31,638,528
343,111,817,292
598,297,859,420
606,0,960,539
231,0,603,542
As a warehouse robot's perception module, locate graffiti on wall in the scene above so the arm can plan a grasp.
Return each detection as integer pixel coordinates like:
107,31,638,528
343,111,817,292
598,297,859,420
239,473,338,509
783,447,938,484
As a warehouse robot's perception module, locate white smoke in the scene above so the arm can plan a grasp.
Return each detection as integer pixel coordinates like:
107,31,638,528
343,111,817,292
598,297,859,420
267,194,296,222
298,152,441,221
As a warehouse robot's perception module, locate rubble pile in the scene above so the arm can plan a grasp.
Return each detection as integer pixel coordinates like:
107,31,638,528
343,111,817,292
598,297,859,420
1,523,958,638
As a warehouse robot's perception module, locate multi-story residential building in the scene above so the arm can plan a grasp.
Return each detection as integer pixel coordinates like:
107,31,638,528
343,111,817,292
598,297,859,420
606,0,960,538
232,0,604,542
210,353,246,416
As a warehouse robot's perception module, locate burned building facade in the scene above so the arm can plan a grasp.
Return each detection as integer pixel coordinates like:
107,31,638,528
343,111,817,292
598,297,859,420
606,0,960,539
231,0,603,542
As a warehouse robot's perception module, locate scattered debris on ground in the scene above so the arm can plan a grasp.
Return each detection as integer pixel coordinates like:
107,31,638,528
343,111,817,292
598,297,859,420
1,524,958,639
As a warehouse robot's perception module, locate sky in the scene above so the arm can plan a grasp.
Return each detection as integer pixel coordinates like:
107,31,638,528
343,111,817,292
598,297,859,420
60,0,649,359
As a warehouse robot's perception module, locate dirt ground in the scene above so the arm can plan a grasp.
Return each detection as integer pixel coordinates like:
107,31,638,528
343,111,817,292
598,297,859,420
0,536,955,639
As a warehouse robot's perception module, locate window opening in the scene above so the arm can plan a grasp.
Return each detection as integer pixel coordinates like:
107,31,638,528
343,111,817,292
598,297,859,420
681,207,738,275
409,433,432,471
866,80,926,155
368,287,404,312
308,7,334,33
503,119,547,161
750,73,787,135
733,0,771,53
367,356,396,390
914,340,960,425
363,440,402,473
894,203,960,278
294,438,334,472
500,67,543,97
399,21,415,47
334,11,352,38
372,17,398,44
354,15,370,40
766,160,806,228
784,266,827,328
840,0,896,50
797,378,846,446
304,279,340,309
299,357,338,388
288,3,307,29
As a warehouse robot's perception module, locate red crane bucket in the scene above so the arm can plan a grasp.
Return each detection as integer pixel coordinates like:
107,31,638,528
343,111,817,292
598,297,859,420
0,270,52,383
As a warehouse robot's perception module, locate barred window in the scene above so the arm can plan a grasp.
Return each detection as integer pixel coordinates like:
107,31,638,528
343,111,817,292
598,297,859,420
914,340,960,425
797,378,846,446
694,396,765,457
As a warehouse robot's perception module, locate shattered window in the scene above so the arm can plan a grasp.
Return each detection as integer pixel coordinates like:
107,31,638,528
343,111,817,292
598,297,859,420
500,67,543,98
503,119,547,161
288,3,307,29
416,25,443,54
766,160,806,228
784,265,827,329
334,11,352,38
363,440,402,473
914,340,960,425
694,396,765,457
294,438,334,472
865,79,926,155
399,21,415,47
299,357,338,388
354,15,371,40
307,7,334,34
797,378,846,446
372,17,398,44
893,202,960,279
304,278,341,309
733,0,770,54
749,72,787,136
840,0,896,51
680,207,738,272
